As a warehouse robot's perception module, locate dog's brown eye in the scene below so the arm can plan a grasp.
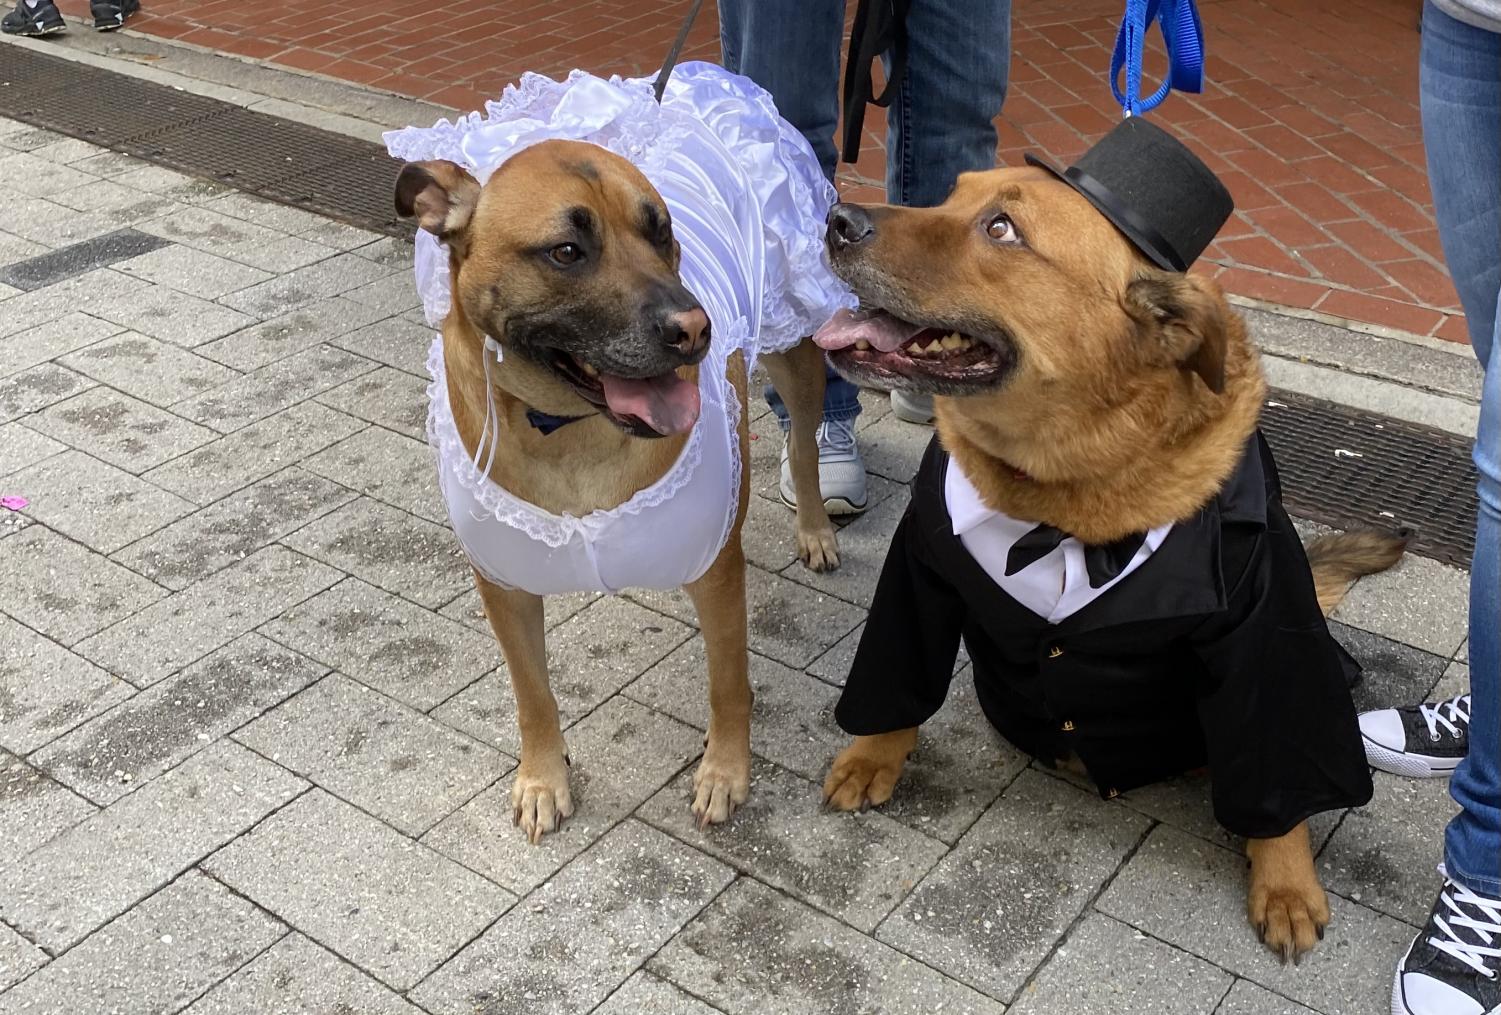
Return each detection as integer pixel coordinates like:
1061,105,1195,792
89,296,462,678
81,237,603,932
549,243,583,266
986,214,1020,244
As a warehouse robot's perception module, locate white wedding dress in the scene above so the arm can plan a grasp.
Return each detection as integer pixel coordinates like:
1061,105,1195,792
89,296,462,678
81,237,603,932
384,61,852,596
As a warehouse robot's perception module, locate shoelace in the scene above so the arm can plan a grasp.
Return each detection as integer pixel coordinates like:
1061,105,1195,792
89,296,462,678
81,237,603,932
1419,693,1472,742
1430,876,1501,979
817,418,859,460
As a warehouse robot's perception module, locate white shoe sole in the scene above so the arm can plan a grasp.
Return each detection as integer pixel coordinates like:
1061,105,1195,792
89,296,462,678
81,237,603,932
780,491,867,517
1364,736,1461,779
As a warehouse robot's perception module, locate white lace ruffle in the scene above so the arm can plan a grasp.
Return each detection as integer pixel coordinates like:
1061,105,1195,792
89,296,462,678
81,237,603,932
424,320,746,552
384,62,852,356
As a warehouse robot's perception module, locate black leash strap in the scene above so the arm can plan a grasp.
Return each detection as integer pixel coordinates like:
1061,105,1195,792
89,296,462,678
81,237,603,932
654,0,707,103
840,0,912,163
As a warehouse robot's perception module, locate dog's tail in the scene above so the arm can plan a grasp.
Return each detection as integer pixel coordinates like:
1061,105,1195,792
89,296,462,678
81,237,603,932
1305,529,1410,616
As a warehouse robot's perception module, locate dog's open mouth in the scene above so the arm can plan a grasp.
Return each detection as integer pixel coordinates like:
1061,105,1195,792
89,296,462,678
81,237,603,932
812,306,1012,390
546,350,700,438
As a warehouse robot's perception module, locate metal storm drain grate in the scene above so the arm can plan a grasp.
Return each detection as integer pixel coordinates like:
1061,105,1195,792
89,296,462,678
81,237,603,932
1262,390,1477,568
2,45,411,237
1,49,1479,567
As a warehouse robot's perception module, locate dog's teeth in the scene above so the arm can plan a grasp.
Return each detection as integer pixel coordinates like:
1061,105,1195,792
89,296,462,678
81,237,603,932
925,338,944,354
942,334,963,350
580,362,599,378
856,339,871,351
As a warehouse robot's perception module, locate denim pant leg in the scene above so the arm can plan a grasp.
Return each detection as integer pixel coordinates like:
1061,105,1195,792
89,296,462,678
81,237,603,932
1420,0,1501,897
885,0,1011,208
719,0,864,430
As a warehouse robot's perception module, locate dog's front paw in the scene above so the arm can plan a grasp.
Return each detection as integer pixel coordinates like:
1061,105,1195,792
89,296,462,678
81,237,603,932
510,751,573,845
821,731,915,811
797,522,840,573
691,741,751,828
1248,861,1330,963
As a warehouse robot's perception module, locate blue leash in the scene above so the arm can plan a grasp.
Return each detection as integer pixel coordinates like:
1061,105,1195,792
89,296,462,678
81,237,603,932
1110,0,1205,116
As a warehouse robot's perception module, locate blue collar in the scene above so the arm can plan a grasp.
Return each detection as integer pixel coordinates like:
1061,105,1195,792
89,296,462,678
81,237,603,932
525,408,591,435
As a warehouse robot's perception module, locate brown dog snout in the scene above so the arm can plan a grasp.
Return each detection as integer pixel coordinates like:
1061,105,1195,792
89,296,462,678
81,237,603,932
827,203,875,251
660,307,711,357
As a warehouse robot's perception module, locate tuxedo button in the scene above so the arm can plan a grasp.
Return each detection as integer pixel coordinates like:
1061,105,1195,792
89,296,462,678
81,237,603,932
1061,720,1076,732
1106,787,1120,799
1047,645,1064,659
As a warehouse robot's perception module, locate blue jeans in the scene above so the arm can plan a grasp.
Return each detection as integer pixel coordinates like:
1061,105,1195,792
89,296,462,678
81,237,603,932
720,0,1011,428
1421,0,1500,898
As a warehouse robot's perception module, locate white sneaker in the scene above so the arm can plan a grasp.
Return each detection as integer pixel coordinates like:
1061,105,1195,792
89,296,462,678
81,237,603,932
1359,694,1470,778
891,390,935,425
779,418,867,515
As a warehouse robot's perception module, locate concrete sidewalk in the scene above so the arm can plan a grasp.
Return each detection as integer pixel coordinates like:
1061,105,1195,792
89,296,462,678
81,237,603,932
0,110,1480,1013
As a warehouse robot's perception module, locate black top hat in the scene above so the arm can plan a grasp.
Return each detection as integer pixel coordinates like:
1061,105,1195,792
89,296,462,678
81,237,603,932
1025,117,1233,272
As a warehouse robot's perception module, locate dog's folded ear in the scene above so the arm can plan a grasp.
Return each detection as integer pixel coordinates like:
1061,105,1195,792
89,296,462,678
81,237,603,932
395,161,481,242
1125,270,1230,395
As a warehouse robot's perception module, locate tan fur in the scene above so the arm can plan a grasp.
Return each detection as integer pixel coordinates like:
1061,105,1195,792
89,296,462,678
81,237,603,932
397,140,833,841
1306,530,1410,615
819,165,1403,962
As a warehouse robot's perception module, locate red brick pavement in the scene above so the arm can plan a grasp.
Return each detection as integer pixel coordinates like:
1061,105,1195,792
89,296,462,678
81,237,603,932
62,0,1466,343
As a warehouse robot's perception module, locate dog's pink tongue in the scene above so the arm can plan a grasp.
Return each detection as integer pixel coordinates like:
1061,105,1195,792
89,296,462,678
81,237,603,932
813,307,925,352
600,372,701,435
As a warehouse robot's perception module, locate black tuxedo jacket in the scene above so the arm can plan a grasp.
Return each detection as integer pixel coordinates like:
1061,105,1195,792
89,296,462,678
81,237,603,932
835,432,1373,839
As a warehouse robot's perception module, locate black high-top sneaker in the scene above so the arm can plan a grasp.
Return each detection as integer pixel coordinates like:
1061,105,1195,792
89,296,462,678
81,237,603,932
1360,693,1471,778
89,0,137,30
1394,871,1501,1015
2,0,66,35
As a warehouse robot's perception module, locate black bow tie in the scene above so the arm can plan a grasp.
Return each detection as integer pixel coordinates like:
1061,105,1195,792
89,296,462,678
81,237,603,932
1004,524,1148,589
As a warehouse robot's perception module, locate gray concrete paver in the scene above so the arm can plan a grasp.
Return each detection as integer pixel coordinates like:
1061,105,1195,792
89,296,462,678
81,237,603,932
0,740,304,952
1008,912,1232,1015
175,343,377,433
57,331,240,408
3,449,197,553
74,544,342,687
182,932,427,1015
410,819,734,1015
143,401,366,505
194,295,391,371
29,385,217,473
1319,771,1458,926
206,788,516,991
1097,825,1417,1015
0,750,96,860
1333,554,1471,658
877,769,1152,1002
0,362,96,423
641,757,948,933
422,696,698,895
32,634,327,806
433,596,693,755
0,871,285,1015
595,972,728,1015
280,496,471,608
300,424,447,523
0,614,134,755
0,921,45,994
234,672,505,836
0,524,165,646
651,877,1006,1015
314,364,428,439
263,576,500,711
110,467,356,590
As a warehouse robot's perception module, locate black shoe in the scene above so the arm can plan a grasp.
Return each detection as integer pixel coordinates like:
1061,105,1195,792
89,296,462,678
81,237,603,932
1359,694,1470,778
1,0,66,35
89,0,137,30
1394,872,1501,1014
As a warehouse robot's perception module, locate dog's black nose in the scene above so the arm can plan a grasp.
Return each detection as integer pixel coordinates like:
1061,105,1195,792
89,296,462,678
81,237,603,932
660,307,710,358
827,203,875,250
